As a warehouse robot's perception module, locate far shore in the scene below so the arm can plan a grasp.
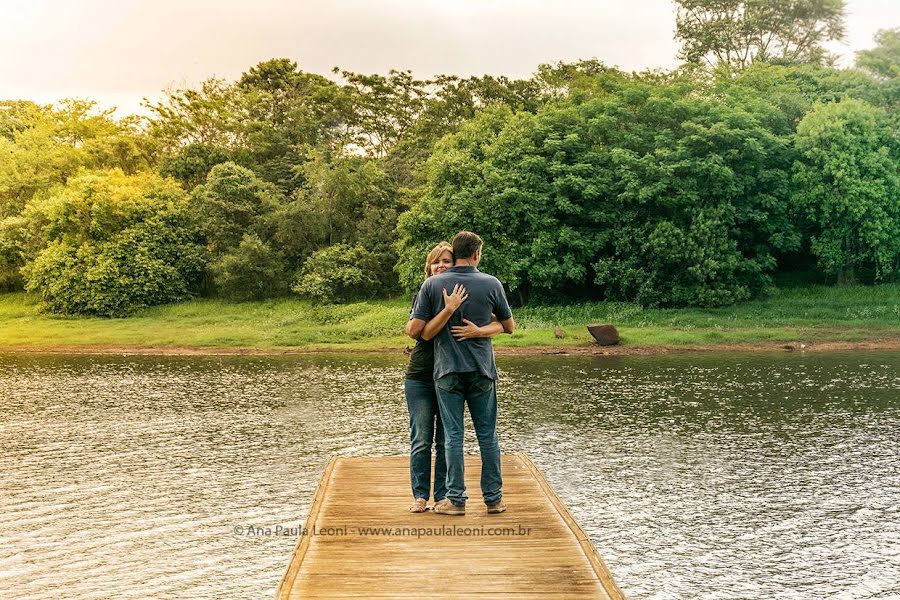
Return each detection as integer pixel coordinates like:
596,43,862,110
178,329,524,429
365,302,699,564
3,285,899,358
5,338,900,357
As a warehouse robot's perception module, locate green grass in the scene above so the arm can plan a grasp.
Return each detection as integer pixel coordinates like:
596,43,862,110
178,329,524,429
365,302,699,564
1,283,899,352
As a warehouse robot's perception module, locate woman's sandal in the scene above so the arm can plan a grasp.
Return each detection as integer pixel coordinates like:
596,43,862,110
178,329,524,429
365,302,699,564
409,498,428,513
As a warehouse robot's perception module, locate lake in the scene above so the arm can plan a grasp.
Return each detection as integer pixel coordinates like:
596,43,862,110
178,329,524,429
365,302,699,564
1,351,898,599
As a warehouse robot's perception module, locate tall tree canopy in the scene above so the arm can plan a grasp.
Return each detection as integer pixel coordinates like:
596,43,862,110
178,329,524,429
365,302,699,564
793,98,900,283
856,28,900,80
0,100,150,217
145,60,350,194
397,74,800,307
675,0,846,69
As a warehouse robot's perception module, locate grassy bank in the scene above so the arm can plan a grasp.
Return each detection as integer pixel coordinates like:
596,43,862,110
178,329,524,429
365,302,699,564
1,284,899,353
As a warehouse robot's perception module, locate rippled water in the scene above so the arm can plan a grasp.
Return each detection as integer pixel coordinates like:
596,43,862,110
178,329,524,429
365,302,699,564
0,352,898,599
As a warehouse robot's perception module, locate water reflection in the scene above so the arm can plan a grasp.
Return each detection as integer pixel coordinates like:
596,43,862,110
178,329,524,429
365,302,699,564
0,352,897,599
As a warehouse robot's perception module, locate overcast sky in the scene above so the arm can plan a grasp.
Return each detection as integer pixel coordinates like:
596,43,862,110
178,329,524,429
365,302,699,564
1,0,897,116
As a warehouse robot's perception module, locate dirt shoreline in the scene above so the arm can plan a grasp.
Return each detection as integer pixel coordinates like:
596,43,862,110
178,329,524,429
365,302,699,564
4,339,900,357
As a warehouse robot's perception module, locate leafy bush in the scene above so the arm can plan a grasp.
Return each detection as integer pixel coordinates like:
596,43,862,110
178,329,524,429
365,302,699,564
291,244,381,304
18,169,206,316
0,216,27,291
210,234,289,301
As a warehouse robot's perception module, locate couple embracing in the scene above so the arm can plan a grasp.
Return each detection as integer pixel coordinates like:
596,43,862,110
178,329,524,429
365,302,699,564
403,231,515,515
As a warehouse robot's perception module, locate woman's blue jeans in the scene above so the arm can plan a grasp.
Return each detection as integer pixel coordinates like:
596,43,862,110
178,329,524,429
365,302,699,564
404,378,447,501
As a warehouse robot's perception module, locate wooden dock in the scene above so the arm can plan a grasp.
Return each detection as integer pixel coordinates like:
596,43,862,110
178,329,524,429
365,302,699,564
275,452,626,599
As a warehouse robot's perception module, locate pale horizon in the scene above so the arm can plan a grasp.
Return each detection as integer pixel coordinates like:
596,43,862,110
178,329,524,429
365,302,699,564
1,0,897,117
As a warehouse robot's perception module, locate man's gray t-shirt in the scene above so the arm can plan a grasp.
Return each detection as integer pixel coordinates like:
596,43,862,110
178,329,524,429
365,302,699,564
411,266,513,381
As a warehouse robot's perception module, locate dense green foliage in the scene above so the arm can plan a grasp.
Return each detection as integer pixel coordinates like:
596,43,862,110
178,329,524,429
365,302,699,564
793,98,900,282
1,10,898,315
397,75,803,306
190,161,283,255
0,100,151,220
210,233,289,301
856,28,900,80
291,243,381,303
17,170,205,316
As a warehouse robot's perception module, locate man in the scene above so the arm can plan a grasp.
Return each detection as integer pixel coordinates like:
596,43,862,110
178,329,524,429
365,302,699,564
408,231,515,515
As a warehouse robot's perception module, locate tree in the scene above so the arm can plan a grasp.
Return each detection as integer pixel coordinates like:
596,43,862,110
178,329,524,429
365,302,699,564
0,100,151,219
533,59,623,100
291,243,381,303
675,0,846,69
396,76,799,307
189,161,283,255
335,68,431,157
158,143,231,190
793,98,900,283
144,78,243,155
210,233,289,300
383,72,544,191
0,215,27,290
715,62,888,127
146,60,352,193
267,154,398,274
18,170,206,316
856,28,900,80
237,59,352,191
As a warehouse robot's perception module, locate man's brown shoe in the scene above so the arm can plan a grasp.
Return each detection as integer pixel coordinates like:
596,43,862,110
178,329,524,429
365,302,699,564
486,499,506,514
433,499,465,515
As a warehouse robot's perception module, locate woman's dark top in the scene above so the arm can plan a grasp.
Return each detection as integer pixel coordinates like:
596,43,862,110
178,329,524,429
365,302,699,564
405,291,435,382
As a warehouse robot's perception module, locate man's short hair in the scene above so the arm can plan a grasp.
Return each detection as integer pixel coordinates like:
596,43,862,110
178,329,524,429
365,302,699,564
451,231,483,260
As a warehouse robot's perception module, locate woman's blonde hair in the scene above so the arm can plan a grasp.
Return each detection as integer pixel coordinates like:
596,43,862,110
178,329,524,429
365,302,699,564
424,242,453,279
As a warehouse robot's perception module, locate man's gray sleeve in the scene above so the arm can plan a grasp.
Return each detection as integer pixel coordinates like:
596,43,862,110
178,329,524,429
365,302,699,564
408,291,419,319
410,280,434,321
493,280,513,321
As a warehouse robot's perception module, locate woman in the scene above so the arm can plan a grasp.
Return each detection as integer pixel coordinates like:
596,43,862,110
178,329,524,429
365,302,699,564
403,242,504,513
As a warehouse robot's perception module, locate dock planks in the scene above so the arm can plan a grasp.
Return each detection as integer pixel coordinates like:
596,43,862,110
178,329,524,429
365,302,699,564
275,453,626,599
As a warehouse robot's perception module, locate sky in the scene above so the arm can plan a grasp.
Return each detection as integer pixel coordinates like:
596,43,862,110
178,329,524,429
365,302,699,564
1,0,898,117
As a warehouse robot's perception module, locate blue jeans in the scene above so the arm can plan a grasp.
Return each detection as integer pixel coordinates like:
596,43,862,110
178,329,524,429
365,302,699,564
404,378,447,501
435,372,502,506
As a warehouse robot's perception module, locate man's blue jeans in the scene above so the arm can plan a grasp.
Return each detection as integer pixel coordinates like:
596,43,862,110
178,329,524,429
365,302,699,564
434,371,502,506
404,378,447,501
